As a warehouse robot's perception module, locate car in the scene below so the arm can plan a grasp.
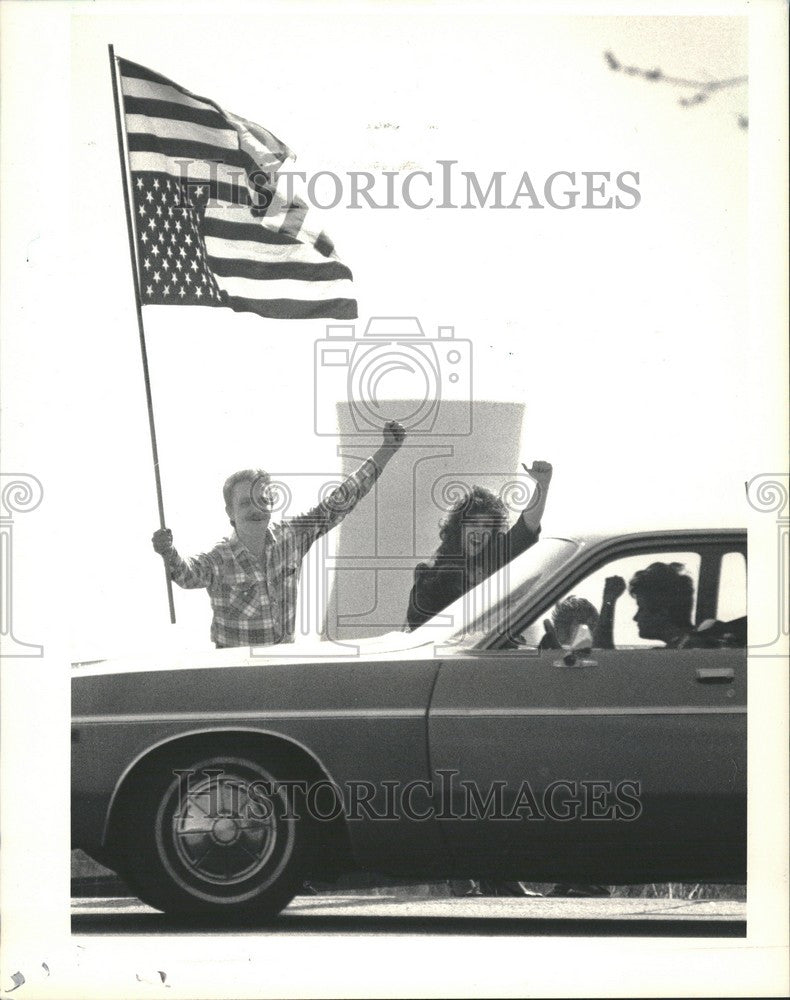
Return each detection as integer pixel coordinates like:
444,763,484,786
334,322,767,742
72,528,746,918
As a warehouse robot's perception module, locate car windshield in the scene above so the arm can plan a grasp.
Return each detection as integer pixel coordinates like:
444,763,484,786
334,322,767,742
408,537,580,651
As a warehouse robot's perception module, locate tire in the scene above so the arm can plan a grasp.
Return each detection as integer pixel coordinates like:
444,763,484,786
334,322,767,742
112,740,309,920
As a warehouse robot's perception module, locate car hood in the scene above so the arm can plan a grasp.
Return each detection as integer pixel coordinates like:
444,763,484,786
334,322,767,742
71,628,447,677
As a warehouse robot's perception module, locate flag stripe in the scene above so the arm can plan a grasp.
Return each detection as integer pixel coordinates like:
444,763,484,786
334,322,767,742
122,95,230,131
204,234,326,261
119,58,193,89
226,297,357,320
126,133,251,171
202,212,301,246
216,275,354,301
125,114,240,150
275,197,308,240
121,75,219,114
207,257,353,282
314,233,335,257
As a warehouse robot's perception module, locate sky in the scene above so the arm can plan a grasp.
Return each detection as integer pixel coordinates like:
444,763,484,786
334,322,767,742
13,5,759,657
0,2,788,997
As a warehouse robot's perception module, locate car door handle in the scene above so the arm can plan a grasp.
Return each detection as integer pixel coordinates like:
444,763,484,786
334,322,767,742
695,667,734,683
554,653,598,668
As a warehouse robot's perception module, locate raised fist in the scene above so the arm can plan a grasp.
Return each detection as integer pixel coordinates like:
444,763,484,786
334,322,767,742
382,419,406,450
520,460,553,528
603,575,626,601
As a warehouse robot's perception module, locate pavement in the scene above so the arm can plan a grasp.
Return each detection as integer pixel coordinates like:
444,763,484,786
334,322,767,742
71,891,746,936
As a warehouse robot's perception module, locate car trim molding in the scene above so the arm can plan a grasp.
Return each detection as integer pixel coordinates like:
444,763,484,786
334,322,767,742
430,706,745,716
74,705,744,728
74,708,427,726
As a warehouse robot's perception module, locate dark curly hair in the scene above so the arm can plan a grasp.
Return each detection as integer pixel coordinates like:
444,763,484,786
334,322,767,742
628,562,694,628
432,486,509,562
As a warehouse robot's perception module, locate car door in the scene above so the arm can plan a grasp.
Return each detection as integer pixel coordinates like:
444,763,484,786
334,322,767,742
427,536,747,884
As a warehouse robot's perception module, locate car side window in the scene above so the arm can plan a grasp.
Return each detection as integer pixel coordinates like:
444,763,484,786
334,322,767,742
527,552,703,650
717,550,747,622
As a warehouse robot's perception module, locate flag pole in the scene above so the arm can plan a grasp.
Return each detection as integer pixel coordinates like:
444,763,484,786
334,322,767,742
108,44,176,624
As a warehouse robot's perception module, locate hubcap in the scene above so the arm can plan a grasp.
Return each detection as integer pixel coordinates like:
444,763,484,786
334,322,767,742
169,772,277,886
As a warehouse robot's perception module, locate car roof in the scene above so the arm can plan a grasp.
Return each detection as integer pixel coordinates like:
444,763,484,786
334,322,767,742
546,527,745,546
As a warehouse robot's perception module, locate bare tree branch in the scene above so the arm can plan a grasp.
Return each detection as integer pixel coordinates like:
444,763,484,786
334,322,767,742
605,51,748,129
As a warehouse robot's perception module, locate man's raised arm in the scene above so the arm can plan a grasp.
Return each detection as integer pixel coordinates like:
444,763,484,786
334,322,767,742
292,419,406,544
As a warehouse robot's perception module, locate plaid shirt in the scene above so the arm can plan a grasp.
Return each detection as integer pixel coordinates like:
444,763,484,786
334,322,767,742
166,459,380,647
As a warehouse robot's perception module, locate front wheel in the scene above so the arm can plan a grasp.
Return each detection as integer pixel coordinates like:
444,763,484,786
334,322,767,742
113,741,308,919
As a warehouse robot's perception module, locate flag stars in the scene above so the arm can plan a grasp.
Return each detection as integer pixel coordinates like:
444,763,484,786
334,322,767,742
131,173,225,310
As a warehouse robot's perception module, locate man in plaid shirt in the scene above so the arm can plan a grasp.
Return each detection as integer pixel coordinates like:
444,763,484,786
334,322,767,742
152,420,406,647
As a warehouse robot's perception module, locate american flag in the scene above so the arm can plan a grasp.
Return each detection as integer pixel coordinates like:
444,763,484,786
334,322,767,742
116,57,356,320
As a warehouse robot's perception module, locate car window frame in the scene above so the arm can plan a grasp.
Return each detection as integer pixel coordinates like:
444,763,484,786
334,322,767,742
478,530,747,652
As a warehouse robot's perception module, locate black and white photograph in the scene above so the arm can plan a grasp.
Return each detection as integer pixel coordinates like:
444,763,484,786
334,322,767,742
1,1,788,997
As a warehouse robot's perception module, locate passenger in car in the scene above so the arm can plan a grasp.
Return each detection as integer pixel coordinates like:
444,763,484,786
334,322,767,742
628,561,741,649
546,595,599,646
151,420,406,647
539,576,626,651
538,596,596,650
405,461,553,630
